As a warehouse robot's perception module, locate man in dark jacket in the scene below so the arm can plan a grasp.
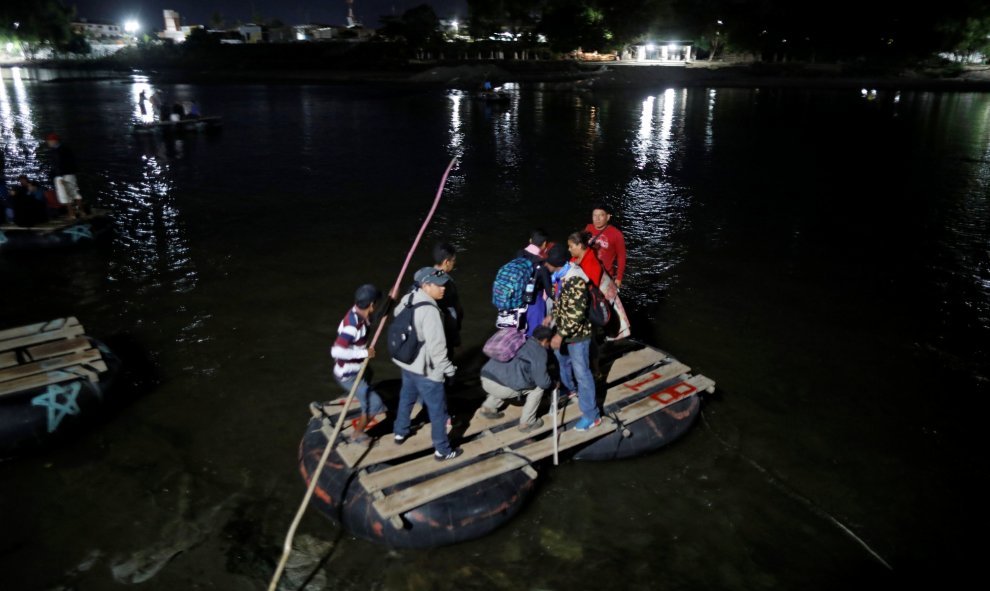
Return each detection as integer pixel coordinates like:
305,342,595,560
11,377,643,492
479,325,554,432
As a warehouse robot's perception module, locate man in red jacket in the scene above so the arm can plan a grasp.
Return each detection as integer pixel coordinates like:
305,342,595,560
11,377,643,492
585,204,626,289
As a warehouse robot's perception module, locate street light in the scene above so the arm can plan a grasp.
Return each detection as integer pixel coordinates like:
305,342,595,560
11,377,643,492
124,20,140,34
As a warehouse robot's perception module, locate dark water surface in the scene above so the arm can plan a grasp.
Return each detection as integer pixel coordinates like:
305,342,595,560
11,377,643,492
1,67,988,590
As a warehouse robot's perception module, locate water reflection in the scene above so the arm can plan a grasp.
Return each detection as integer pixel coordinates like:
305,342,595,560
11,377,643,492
106,142,197,300
622,89,692,302
0,66,42,179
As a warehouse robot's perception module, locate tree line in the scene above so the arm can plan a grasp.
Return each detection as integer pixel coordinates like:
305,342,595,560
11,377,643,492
3,0,990,63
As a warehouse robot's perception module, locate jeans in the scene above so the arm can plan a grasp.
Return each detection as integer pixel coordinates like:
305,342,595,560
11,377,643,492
555,338,599,421
335,375,387,417
393,370,453,455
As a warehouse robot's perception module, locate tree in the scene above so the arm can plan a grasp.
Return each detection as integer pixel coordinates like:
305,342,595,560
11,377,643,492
539,0,610,53
467,0,540,41
0,0,74,48
378,4,441,47
209,12,225,30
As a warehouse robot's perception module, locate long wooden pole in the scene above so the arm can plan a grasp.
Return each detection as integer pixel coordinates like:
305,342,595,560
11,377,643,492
267,157,458,591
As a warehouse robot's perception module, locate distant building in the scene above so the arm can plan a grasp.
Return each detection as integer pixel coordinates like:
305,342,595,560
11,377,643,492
70,18,130,55
71,19,123,40
239,23,264,43
159,9,188,43
630,41,694,63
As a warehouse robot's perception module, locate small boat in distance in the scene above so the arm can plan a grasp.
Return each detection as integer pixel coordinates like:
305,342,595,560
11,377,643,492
132,115,223,134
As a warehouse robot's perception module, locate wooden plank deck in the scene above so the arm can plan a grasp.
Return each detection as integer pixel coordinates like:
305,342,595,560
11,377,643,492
0,318,84,353
335,358,690,469
0,210,110,234
0,318,106,397
370,373,715,519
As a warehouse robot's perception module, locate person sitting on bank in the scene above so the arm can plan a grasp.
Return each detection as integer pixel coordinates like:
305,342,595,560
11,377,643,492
479,325,555,433
331,284,389,442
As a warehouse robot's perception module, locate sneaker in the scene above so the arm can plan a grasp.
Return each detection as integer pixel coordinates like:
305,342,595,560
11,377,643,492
393,434,408,445
573,417,602,432
518,418,544,433
434,448,463,461
479,408,504,420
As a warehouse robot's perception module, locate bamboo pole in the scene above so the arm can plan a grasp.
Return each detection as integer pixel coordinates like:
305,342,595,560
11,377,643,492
267,157,458,591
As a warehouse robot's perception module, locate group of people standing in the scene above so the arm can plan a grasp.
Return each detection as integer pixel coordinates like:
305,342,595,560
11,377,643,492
139,89,201,122
0,133,87,226
327,204,629,462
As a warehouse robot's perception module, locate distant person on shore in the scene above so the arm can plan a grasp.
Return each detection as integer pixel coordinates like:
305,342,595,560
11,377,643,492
45,133,84,219
585,203,626,289
170,103,185,122
330,284,388,442
138,90,147,115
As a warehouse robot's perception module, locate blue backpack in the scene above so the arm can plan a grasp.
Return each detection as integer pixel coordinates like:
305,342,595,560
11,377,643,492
492,257,535,311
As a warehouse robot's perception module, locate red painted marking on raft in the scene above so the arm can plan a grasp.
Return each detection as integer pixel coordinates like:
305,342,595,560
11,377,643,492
625,371,665,392
649,381,697,404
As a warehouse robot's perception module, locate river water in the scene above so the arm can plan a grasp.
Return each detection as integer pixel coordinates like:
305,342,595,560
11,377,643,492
1,67,987,590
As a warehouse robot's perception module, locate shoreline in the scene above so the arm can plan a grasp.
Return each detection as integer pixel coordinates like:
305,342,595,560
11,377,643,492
9,59,990,92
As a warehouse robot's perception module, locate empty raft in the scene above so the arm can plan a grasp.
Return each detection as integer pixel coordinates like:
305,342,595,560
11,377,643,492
298,340,715,548
0,317,122,455
0,210,112,254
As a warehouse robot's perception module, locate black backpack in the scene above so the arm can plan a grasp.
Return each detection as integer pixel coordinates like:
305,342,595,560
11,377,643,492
388,294,432,364
587,283,612,327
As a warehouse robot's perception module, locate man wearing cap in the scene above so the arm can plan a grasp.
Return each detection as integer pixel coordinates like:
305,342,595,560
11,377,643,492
391,267,462,461
543,243,601,431
585,204,626,289
331,284,388,441
46,133,84,220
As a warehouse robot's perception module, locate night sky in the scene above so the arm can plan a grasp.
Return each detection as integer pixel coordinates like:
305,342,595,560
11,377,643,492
69,1,469,28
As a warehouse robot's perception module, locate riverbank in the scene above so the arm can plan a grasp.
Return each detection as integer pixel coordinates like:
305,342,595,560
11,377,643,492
12,57,990,92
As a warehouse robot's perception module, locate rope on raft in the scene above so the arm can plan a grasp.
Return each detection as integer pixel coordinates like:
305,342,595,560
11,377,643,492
267,157,458,591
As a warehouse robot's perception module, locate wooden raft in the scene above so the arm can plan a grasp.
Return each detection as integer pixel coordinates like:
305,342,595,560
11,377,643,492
0,317,107,397
0,209,110,234
311,344,715,522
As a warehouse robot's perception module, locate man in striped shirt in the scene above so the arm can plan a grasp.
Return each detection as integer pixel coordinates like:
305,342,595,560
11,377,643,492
331,284,387,440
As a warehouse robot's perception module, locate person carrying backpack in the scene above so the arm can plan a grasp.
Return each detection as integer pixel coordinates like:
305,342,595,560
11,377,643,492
479,325,555,433
516,229,554,336
390,267,463,461
543,244,601,432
